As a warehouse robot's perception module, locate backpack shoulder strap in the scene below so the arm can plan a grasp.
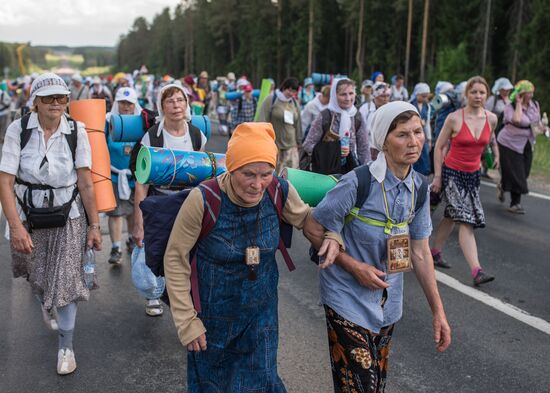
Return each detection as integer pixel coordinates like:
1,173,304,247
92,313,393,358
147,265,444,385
188,123,202,151
354,110,362,132
147,124,163,147
64,116,78,163
414,173,429,214
320,109,332,137
353,164,372,209
190,177,223,313
19,113,33,151
266,177,295,272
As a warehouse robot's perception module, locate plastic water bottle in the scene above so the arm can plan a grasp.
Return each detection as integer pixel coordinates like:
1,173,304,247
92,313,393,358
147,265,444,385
83,248,95,289
340,132,350,165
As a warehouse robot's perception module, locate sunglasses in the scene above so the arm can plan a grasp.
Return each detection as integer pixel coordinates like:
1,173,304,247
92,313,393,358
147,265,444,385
40,95,69,104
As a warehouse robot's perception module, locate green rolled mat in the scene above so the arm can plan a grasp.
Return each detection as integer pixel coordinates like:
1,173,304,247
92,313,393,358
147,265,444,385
280,168,339,207
135,146,226,187
254,78,274,121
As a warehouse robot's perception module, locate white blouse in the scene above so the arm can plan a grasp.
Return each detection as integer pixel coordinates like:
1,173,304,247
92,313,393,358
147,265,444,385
0,112,92,221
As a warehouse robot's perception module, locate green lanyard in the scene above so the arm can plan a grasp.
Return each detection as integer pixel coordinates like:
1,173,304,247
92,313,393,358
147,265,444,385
346,178,415,235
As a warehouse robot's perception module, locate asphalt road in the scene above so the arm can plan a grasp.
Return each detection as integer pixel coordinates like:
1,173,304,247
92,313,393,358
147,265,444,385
1,129,549,393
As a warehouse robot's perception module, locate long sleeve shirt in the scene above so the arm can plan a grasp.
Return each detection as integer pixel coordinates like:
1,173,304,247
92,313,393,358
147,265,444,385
258,94,302,150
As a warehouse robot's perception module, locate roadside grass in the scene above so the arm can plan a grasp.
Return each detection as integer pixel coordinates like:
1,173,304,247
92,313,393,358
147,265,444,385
532,135,550,180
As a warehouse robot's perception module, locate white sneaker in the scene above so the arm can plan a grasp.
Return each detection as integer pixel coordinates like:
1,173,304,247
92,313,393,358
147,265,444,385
57,348,77,375
41,305,58,331
145,299,164,317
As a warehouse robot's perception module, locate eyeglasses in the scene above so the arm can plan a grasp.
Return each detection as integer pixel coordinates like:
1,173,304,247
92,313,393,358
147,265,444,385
164,97,186,106
40,95,69,104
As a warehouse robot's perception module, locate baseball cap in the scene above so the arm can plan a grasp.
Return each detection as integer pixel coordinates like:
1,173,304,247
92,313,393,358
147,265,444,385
243,84,253,92
30,72,70,98
115,87,138,104
362,79,374,89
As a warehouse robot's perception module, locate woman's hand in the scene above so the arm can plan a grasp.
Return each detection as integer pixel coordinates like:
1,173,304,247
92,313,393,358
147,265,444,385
431,175,442,194
10,224,33,254
349,260,389,290
87,226,102,251
132,223,144,248
187,333,207,352
317,238,341,269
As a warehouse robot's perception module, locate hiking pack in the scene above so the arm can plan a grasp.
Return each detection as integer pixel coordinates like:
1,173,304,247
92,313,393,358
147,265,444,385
139,176,295,310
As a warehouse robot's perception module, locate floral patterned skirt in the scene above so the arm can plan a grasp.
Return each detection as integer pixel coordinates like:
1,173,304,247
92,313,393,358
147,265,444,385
325,305,394,393
442,164,485,228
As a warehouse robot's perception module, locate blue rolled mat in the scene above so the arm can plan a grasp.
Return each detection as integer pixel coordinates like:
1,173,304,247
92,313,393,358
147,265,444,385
110,114,212,142
109,114,145,142
191,115,211,140
135,146,226,187
311,73,348,85
225,89,260,101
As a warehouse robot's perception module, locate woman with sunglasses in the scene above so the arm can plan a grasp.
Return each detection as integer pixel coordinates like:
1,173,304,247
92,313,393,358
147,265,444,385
0,72,102,375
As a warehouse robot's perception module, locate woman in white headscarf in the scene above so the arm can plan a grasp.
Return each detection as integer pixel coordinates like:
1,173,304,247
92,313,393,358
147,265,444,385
131,83,206,317
302,78,369,174
410,83,432,175
305,101,450,392
485,77,513,116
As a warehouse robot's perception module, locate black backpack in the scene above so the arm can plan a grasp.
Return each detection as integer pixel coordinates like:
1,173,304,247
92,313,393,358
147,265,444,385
310,164,429,263
308,109,361,175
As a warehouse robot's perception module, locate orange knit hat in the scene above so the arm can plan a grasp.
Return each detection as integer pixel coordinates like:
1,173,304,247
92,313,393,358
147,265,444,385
226,122,278,172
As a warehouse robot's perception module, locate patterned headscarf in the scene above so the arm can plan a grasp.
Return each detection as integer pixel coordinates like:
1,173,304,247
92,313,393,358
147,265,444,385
510,80,535,103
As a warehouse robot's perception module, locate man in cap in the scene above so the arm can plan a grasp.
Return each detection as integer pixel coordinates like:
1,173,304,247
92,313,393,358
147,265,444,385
230,84,257,135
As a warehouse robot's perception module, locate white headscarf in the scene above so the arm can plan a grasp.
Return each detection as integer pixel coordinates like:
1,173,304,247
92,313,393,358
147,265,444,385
110,87,143,117
275,89,292,102
410,82,430,102
369,101,419,182
491,77,514,95
327,77,358,138
435,81,454,95
155,83,192,136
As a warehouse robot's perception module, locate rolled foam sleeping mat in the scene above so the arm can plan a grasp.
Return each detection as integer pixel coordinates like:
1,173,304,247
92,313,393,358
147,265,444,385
69,99,116,212
280,168,338,207
135,146,226,187
110,114,212,142
109,114,145,142
311,73,348,85
225,89,261,101
254,79,275,121
190,115,211,140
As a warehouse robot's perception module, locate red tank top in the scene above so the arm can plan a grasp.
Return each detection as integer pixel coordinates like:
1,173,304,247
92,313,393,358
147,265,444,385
444,109,491,173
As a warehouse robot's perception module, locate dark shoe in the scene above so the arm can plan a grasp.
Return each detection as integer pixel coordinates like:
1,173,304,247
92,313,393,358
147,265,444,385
507,204,525,214
433,252,451,268
496,183,504,203
473,270,495,286
108,248,122,264
126,238,136,253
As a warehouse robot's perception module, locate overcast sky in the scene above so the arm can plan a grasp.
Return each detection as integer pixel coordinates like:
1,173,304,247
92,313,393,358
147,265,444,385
0,0,182,47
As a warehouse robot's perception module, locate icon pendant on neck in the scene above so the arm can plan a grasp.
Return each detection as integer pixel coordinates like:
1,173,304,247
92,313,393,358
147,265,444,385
245,246,260,281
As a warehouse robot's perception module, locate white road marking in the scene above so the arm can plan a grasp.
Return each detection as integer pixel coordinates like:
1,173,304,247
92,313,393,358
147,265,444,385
436,270,550,335
481,180,550,201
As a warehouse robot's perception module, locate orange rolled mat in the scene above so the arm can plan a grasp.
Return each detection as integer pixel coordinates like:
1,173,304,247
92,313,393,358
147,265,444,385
69,99,116,212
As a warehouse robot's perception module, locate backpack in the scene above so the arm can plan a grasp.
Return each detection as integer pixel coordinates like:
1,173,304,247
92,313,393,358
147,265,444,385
139,176,295,311
20,113,78,162
310,164,429,263
308,109,361,175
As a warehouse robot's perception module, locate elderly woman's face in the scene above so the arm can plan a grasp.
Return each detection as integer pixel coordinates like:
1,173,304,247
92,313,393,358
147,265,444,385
499,88,511,98
36,95,68,121
336,84,356,109
231,162,274,204
383,116,424,167
118,100,136,115
416,93,429,104
162,90,187,121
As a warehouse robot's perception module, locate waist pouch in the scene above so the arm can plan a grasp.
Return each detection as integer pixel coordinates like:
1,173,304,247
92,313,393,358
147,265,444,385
17,184,79,232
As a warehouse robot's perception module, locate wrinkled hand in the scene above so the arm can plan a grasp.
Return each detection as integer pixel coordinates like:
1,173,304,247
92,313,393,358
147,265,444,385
350,261,389,290
433,313,451,352
431,176,442,194
10,224,33,254
132,224,144,248
341,147,350,157
492,157,500,170
187,333,207,352
317,238,341,269
87,228,102,251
